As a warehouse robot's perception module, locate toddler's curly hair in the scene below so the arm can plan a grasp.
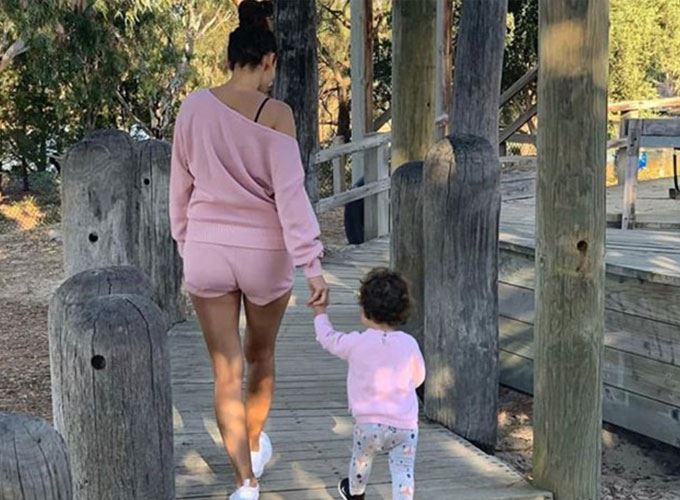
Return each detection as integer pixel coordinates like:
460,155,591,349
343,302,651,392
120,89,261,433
359,267,411,327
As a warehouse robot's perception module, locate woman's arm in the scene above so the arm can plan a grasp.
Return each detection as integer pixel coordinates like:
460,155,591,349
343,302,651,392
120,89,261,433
169,119,194,257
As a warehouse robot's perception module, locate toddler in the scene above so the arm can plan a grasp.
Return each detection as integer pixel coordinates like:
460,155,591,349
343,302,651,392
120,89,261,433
311,268,426,500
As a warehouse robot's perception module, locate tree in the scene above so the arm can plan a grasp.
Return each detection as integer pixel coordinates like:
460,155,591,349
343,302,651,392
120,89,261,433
274,0,320,201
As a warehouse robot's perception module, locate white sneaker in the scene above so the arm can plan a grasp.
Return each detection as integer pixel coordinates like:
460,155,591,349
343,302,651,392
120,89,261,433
250,432,273,479
229,478,259,500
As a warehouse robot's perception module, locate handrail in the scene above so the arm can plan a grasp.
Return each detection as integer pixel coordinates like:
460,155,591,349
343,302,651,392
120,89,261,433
314,132,390,164
500,66,538,108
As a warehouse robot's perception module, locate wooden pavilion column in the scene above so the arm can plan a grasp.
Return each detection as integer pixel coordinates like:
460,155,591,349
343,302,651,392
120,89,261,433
534,0,608,497
350,0,373,185
391,0,437,171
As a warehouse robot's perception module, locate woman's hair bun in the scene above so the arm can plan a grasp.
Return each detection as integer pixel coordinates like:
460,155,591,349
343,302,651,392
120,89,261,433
239,0,274,31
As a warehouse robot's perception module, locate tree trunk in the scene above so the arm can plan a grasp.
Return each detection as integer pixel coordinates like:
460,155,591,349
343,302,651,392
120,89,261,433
391,0,437,169
273,0,320,202
450,0,508,154
423,135,501,452
533,1,608,497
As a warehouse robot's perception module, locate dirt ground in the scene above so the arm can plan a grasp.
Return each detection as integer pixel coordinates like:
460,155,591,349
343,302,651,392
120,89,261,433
1,206,679,498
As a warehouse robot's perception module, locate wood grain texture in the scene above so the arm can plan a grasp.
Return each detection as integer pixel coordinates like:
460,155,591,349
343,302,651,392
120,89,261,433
391,0,437,170
48,267,171,500
61,130,138,277
273,0,319,201
390,162,425,384
0,413,72,500
449,0,507,154
137,139,185,324
534,1,608,496
423,135,501,451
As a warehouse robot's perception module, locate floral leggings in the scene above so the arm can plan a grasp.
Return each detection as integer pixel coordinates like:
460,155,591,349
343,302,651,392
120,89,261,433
350,423,419,499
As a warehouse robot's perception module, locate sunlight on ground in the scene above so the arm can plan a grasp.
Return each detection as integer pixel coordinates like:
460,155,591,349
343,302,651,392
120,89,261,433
0,195,45,230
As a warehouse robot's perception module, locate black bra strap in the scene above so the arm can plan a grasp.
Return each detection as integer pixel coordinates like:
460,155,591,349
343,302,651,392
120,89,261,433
254,97,270,123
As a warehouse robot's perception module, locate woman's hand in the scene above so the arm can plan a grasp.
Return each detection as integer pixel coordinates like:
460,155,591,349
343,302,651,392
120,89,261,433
307,275,329,308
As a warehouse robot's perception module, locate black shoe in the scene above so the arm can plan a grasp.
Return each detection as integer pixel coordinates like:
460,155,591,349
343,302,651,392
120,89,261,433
338,478,365,500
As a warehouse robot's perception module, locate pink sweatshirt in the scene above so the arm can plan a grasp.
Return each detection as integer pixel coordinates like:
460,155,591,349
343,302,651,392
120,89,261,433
314,314,426,430
169,89,323,277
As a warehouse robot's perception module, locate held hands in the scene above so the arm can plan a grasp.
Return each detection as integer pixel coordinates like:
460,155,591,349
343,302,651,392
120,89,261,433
307,275,329,314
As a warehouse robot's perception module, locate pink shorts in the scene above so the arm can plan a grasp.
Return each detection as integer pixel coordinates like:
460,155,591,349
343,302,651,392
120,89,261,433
183,241,294,305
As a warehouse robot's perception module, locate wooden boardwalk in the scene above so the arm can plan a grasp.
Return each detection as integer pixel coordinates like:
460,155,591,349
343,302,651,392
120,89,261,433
170,244,551,499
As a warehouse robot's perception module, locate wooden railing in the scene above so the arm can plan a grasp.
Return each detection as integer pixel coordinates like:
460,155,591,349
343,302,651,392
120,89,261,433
313,133,391,241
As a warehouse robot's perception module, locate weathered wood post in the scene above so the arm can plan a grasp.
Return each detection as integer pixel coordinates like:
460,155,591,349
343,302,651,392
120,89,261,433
423,136,501,452
391,161,424,395
421,0,507,452
137,139,185,324
0,413,72,499
391,0,437,170
61,130,138,277
49,267,173,500
534,0,608,497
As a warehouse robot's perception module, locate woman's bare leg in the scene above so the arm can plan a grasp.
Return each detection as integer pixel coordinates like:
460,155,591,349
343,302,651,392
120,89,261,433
243,291,292,451
191,292,255,487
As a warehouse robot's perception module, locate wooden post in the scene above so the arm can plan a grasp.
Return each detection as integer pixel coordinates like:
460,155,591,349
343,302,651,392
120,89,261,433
435,0,453,140
421,0,507,452
350,0,373,184
331,136,347,195
137,139,185,324
450,0,508,153
364,142,390,239
273,0,320,202
61,130,138,277
390,161,424,372
423,135,501,452
534,0,608,497
391,0,437,169
49,266,173,500
0,413,72,499
622,119,641,230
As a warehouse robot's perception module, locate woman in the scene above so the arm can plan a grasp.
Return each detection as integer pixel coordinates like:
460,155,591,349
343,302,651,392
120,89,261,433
169,1,328,498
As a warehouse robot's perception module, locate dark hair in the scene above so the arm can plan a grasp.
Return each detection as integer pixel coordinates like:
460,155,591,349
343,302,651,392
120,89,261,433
359,268,411,327
227,0,276,70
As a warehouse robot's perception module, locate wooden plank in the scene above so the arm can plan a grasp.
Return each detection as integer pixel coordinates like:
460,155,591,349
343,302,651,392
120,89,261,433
499,103,537,144
315,178,390,213
608,97,680,113
498,350,680,448
641,118,680,137
314,133,390,164
364,143,390,239
500,66,538,108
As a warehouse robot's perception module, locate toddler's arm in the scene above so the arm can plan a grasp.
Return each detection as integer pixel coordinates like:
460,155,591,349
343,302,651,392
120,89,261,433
412,343,426,388
314,313,360,361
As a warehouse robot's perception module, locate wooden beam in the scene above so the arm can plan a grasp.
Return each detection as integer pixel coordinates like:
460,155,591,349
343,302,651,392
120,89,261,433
314,133,390,164
622,119,641,230
608,96,680,113
499,103,538,144
500,66,538,108
391,0,437,171
534,0,608,497
350,0,373,184
315,178,390,213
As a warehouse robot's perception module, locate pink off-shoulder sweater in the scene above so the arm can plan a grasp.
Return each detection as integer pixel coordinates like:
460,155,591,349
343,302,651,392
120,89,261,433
169,89,323,277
